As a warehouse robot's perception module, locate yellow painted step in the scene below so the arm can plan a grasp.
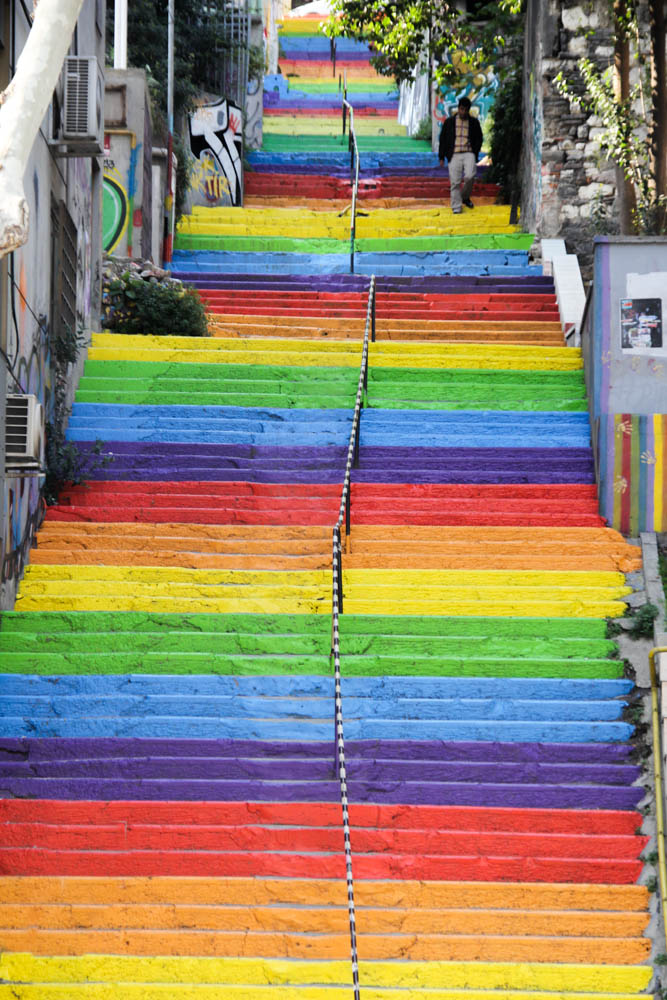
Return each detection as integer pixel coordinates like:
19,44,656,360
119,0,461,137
180,205,518,238
16,565,629,618
0,955,654,993
263,118,408,135
89,334,583,372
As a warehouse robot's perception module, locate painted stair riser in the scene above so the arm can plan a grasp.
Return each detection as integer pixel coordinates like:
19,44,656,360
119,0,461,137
0,954,654,993
68,442,596,484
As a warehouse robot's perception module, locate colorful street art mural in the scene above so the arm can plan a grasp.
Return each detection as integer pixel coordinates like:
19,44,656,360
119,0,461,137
102,171,130,254
598,413,667,535
103,132,136,256
434,56,498,153
188,97,243,207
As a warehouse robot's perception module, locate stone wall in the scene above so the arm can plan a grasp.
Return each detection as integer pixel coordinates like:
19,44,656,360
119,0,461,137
522,0,621,273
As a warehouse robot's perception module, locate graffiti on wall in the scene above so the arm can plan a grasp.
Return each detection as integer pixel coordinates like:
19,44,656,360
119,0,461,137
189,97,243,207
435,57,498,152
103,164,130,254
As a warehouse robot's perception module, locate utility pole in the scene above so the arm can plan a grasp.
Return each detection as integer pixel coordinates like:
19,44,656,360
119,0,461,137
164,0,175,266
114,0,127,69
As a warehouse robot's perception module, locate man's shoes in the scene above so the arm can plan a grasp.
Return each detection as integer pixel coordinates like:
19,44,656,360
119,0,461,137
452,209,462,214
463,198,474,209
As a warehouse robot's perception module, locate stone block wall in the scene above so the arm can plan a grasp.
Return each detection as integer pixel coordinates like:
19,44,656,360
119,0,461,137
522,0,623,271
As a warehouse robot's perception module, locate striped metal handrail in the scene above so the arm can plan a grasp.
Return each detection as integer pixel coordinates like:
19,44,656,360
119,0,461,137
330,274,376,1000
341,97,360,273
649,645,667,948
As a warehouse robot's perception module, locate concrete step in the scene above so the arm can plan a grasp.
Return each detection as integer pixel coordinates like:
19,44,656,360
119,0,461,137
76,361,587,411
27,522,640,572
0,876,650,960
0,953,653,998
15,561,628,618
0,799,646,877
170,251,540,277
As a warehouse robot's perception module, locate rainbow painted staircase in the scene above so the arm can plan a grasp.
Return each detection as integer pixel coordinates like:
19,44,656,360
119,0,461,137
0,14,655,1000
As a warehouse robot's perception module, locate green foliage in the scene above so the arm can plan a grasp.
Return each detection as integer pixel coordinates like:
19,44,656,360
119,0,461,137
107,0,247,127
104,272,209,338
627,603,659,639
554,42,667,234
486,67,523,201
49,322,87,369
248,43,265,84
324,0,523,88
414,116,433,141
45,322,112,506
44,425,112,507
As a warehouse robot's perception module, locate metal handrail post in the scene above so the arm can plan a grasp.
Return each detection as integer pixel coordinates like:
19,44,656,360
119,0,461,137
371,282,376,342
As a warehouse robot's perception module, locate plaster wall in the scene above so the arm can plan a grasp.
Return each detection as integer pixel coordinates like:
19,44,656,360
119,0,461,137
583,238,667,534
103,68,153,260
1,0,105,610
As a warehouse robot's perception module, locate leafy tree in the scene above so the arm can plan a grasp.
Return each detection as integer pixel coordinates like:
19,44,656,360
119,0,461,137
106,0,244,132
487,66,523,204
323,0,522,88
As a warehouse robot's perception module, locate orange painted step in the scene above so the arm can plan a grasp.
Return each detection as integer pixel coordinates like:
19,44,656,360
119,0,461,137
29,524,641,572
210,315,565,344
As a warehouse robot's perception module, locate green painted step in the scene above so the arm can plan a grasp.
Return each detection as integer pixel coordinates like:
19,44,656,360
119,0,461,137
73,388,587,411
0,612,621,677
76,364,587,411
83,363,584,388
172,234,535,253
261,134,432,152
0,611,612,639
0,651,621,678
74,390,356,407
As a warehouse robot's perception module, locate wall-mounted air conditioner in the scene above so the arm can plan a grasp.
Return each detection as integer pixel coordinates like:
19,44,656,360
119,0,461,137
58,56,104,153
5,395,45,471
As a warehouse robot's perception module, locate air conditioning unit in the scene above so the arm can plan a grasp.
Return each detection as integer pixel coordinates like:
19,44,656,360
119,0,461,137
5,394,45,471
61,56,104,151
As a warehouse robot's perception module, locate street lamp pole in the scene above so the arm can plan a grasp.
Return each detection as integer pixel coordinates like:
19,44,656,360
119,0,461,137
114,0,127,69
164,0,175,265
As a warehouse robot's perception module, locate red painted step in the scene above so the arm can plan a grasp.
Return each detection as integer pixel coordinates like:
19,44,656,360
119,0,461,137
0,800,643,834
46,483,605,527
0,801,644,882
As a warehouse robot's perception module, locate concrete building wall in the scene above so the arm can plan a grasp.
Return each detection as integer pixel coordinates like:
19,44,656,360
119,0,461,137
583,238,667,534
103,68,153,260
0,0,105,610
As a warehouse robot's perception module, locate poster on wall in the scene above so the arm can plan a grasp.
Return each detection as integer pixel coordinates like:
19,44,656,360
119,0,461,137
620,298,663,351
621,272,667,354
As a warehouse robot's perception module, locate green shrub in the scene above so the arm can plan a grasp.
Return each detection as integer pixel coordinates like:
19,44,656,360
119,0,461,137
414,116,432,142
104,274,209,337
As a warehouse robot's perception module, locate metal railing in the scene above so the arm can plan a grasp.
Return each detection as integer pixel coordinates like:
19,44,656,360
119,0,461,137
341,97,362,274
649,645,667,949
330,274,376,1000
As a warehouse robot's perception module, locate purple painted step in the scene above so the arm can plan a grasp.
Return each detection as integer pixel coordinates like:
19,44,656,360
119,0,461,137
172,271,555,293
1,739,636,762
0,777,642,809
0,740,640,808
81,443,594,484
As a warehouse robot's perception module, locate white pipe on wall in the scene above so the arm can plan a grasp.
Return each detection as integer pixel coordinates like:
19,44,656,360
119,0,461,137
114,0,128,69
0,0,86,258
